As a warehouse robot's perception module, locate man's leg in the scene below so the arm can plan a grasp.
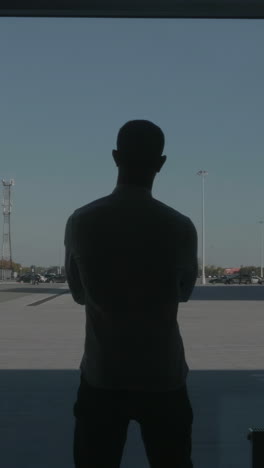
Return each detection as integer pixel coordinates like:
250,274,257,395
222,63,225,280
137,385,193,468
73,376,130,468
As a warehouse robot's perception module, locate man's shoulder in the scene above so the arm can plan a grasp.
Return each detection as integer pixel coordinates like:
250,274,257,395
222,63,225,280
70,192,194,232
152,197,192,227
72,194,112,219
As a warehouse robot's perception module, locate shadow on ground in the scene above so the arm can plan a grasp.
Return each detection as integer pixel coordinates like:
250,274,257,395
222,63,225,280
0,370,262,468
191,285,264,301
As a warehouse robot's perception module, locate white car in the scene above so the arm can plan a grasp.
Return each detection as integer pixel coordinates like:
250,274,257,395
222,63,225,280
251,276,263,284
37,275,46,283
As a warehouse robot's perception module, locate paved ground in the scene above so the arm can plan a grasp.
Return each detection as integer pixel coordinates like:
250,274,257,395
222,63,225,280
0,283,263,467
0,281,67,303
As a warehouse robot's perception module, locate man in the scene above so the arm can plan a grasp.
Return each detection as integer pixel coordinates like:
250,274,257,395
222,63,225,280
64,120,198,468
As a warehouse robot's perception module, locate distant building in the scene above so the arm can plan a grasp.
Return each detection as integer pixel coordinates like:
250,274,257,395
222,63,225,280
224,267,241,275
0,268,12,280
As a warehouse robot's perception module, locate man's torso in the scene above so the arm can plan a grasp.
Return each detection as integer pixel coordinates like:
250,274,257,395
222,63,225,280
68,185,195,390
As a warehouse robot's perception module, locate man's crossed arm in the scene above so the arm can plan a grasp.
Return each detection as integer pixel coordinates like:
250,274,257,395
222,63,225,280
64,214,85,306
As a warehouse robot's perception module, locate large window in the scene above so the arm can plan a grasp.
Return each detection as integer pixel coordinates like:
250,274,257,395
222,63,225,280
0,17,263,468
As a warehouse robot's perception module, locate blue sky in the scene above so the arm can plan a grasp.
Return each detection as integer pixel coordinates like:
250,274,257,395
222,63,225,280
0,18,264,268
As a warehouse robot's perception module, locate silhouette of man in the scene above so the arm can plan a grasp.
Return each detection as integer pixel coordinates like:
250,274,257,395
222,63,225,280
64,120,198,468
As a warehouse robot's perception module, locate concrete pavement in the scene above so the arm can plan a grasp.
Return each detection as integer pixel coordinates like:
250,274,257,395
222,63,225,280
0,284,264,467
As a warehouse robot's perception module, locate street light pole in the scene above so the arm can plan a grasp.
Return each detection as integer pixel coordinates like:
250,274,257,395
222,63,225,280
197,170,208,285
259,221,264,278
58,246,62,275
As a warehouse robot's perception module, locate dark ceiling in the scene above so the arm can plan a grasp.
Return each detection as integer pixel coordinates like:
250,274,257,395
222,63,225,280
0,1,264,19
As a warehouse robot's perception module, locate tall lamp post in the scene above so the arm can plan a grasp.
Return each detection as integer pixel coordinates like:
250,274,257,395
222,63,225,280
197,170,208,285
58,246,62,275
259,221,264,278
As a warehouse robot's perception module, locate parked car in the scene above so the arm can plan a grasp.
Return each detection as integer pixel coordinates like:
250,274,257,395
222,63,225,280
224,274,249,284
17,274,42,284
44,273,56,283
225,274,262,285
209,276,229,284
251,276,263,284
37,274,46,283
238,274,253,284
45,274,66,283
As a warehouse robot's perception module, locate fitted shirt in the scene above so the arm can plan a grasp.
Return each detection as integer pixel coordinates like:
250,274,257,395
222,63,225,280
64,184,198,391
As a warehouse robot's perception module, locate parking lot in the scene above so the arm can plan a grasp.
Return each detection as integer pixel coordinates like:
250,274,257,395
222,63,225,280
0,282,263,468
0,281,66,303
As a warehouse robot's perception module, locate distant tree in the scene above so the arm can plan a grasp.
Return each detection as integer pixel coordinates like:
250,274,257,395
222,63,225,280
197,259,225,277
0,259,22,272
12,262,22,273
23,266,31,272
15,265,63,275
0,259,11,269
240,266,260,276
47,266,60,274
34,266,47,274
205,265,225,277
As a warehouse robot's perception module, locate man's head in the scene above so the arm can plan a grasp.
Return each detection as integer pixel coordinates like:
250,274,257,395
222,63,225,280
112,120,167,178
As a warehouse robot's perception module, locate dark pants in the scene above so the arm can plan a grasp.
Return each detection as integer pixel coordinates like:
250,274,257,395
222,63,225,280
73,375,194,468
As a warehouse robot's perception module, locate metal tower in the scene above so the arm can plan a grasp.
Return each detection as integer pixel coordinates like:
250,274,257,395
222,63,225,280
1,179,15,280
